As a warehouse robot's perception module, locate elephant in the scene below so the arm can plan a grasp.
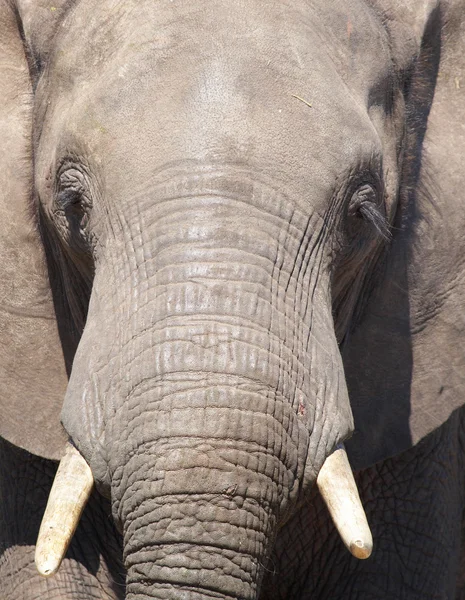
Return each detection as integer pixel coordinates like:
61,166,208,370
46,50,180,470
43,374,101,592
1,0,465,598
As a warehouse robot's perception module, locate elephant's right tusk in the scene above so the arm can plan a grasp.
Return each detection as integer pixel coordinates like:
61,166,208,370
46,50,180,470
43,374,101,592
317,444,373,560
35,442,94,577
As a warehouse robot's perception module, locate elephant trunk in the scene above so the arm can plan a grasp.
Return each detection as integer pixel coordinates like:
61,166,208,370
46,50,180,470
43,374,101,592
106,321,346,598
118,434,279,600
108,344,312,598
58,173,356,596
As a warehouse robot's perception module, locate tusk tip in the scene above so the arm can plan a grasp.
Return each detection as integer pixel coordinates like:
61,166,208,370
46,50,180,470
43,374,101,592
349,539,373,560
317,444,373,561
35,553,62,578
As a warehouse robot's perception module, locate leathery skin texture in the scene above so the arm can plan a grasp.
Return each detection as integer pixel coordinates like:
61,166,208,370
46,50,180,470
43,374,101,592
2,0,465,598
0,438,125,600
3,411,465,599
262,408,465,600
57,170,353,599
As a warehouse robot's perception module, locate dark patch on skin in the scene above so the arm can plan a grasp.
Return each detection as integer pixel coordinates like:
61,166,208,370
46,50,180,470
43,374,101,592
329,157,392,342
37,203,92,373
0,437,125,598
345,2,446,471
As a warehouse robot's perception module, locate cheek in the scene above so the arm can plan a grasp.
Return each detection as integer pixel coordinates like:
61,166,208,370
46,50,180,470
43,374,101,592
331,231,386,342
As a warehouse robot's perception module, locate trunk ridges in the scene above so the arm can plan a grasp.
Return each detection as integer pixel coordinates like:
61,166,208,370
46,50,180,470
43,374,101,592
121,488,277,600
61,172,354,599
109,383,307,523
126,582,246,600
105,170,332,363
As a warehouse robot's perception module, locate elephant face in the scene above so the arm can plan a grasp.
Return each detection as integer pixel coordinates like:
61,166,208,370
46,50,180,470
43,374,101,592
1,0,453,598
30,0,400,595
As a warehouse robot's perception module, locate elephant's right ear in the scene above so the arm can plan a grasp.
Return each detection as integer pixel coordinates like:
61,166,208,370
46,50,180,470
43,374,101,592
0,2,68,460
345,1,465,469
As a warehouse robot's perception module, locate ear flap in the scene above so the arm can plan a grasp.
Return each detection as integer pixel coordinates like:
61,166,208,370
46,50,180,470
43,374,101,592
0,2,67,460
345,2,465,469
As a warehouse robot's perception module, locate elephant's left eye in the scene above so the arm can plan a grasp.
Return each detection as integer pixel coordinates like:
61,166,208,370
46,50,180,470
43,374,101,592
57,167,89,205
54,165,94,255
56,165,93,218
58,188,83,213
57,185,90,230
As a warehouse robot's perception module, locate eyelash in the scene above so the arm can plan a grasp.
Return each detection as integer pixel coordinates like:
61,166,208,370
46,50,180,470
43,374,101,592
347,182,390,239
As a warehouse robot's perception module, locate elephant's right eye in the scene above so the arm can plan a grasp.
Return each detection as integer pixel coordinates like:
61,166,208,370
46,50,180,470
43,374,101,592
347,183,390,239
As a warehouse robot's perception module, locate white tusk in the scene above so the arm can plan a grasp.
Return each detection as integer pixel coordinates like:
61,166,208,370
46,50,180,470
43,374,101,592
35,442,94,577
317,444,373,559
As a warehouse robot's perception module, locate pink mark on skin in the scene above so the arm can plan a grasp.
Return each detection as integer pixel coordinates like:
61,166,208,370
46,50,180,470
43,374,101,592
347,17,353,40
298,401,306,417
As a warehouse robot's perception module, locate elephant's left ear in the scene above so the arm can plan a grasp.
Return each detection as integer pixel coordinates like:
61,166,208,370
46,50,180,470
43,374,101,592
345,1,465,469
0,2,68,460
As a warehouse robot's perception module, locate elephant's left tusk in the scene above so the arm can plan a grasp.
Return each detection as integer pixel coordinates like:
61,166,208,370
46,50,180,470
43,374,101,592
35,442,94,577
317,444,373,560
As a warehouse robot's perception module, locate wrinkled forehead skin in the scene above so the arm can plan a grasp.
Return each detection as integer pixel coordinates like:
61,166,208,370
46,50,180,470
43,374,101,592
35,0,394,210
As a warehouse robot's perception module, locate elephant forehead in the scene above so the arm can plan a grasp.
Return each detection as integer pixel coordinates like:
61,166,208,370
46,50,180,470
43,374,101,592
47,0,392,113
47,0,390,84
36,0,387,202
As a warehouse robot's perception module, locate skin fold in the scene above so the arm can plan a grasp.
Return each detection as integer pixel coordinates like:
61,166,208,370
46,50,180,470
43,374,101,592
0,0,465,598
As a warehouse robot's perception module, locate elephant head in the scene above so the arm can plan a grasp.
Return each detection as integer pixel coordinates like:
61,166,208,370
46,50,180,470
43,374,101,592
1,0,462,598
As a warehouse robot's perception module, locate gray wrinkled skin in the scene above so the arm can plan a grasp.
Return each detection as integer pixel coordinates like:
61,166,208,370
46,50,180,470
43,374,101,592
1,0,465,598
